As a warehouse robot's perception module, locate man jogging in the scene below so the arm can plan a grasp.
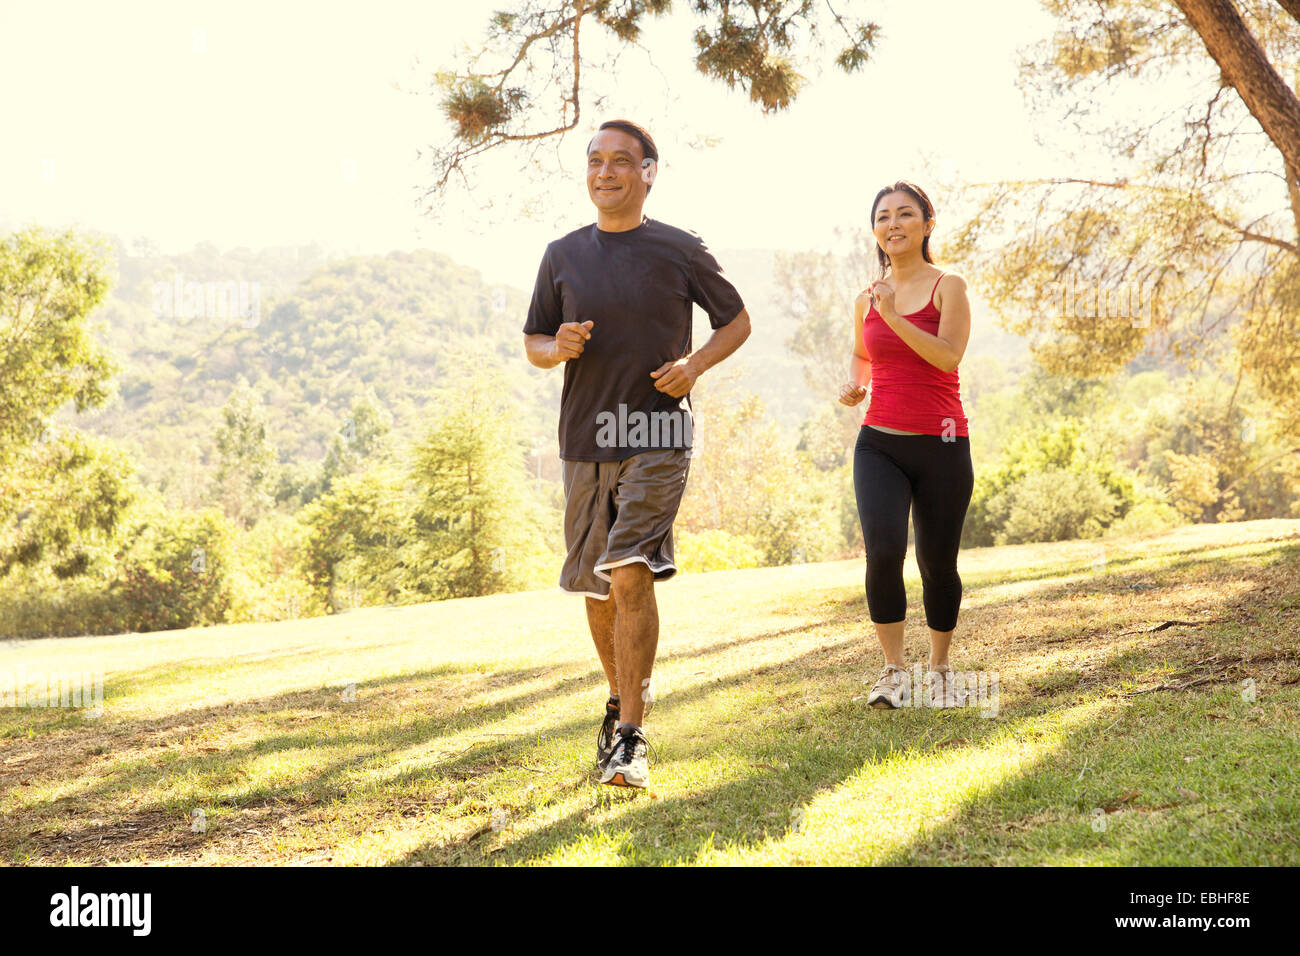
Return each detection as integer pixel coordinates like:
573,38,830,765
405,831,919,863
523,119,750,789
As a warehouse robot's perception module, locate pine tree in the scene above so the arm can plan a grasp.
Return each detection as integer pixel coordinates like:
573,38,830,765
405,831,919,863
407,363,545,599
210,381,279,528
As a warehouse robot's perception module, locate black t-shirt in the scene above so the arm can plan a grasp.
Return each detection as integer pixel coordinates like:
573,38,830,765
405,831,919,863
524,217,745,461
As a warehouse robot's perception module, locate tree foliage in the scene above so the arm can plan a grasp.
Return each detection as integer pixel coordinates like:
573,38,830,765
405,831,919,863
298,464,413,612
678,374,842,564
210,381,280,528
963,418,1136,547
0,429,136,580
424,0,880,203
296,360,554,611
774,239,875,470
279,387,398,509
0,228,136,582
407,363,551,599
113,506,240,632
948,0,1300,437
0,227,118,463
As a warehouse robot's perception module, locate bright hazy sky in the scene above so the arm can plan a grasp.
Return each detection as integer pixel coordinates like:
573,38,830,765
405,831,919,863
1,0,1062,290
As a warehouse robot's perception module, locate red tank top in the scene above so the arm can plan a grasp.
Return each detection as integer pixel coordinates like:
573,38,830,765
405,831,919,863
861,271,969,437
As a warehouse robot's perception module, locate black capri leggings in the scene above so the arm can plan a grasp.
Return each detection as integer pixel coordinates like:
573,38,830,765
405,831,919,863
853,425,974,631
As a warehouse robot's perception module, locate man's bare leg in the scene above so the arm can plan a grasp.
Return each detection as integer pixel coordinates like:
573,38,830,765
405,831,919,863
585,594,619,697
609,562,658,727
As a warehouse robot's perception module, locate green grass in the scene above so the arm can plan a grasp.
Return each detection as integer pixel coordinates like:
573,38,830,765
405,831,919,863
2,519,1299,865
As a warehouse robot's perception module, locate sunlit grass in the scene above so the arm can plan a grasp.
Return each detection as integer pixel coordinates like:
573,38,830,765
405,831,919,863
1,518,1298,865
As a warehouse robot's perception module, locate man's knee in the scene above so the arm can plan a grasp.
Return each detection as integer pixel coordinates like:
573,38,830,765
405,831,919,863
609,561,654,602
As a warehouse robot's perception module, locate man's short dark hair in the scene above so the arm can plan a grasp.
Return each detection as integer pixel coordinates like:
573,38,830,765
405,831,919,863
588,119,658,163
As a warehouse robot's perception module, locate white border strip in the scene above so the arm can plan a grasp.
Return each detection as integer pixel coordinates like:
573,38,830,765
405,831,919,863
592,554,677,583
559,586,611,601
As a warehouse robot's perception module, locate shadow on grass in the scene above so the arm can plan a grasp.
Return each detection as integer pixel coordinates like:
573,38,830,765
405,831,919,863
1,619,888,862
8,662,592,786
400,638,1035,865
391,625,1070,865
398,544,1300,866
8,537,1297,865
958,537,1300,599
868,683,1300,866
438,655,1293,866
817,540,1300,646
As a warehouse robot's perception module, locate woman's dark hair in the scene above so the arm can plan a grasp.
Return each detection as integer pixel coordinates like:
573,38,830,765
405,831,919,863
870,180,936,278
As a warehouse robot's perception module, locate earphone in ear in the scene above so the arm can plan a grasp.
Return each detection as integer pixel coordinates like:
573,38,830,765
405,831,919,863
641,157,657,185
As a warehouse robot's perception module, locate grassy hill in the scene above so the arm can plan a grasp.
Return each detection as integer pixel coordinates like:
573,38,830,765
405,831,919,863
3,519,1297,866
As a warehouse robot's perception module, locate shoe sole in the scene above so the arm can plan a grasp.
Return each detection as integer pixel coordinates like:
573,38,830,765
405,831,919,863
601,770,647,789
867,691,909,709
600,758,649,787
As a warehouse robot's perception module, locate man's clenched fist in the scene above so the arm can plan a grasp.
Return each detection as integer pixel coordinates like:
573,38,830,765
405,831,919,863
552,320,595,361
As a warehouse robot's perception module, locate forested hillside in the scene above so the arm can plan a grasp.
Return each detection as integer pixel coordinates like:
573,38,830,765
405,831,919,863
72,243,559,505
67,238,1028,507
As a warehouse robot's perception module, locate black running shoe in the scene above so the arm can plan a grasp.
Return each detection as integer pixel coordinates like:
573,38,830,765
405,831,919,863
600,726,650,789
595,696,620,770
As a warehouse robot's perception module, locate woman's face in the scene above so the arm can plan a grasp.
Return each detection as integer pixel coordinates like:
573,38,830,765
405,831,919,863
873,190,931,258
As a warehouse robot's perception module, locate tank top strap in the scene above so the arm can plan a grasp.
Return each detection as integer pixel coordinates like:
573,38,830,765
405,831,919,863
927,271,946,309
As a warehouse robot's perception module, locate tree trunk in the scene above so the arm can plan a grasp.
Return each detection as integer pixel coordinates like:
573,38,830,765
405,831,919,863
1288,159,1300,243
1173,0,1300,189
1275,0,1300,26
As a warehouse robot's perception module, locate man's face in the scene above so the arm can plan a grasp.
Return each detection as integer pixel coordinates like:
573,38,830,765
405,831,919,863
586,129,646,213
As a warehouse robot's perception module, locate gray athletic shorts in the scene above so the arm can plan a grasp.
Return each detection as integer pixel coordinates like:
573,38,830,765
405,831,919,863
560,448,691,600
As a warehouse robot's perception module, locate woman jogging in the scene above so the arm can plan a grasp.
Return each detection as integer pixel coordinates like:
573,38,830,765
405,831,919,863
838,180,974,710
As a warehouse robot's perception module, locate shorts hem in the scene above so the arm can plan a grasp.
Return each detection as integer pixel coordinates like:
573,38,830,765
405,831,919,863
560,447,694,463
559,586,612,600
592,554,677,583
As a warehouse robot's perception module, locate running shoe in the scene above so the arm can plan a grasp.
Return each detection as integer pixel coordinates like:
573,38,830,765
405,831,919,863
595,696,621,770
926,665,968,709
866,663,911,709
600,726,650,789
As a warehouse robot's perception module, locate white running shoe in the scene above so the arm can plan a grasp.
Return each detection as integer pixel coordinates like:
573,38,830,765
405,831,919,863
600,726,650,789
866,663,911,709
926,665,968,709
